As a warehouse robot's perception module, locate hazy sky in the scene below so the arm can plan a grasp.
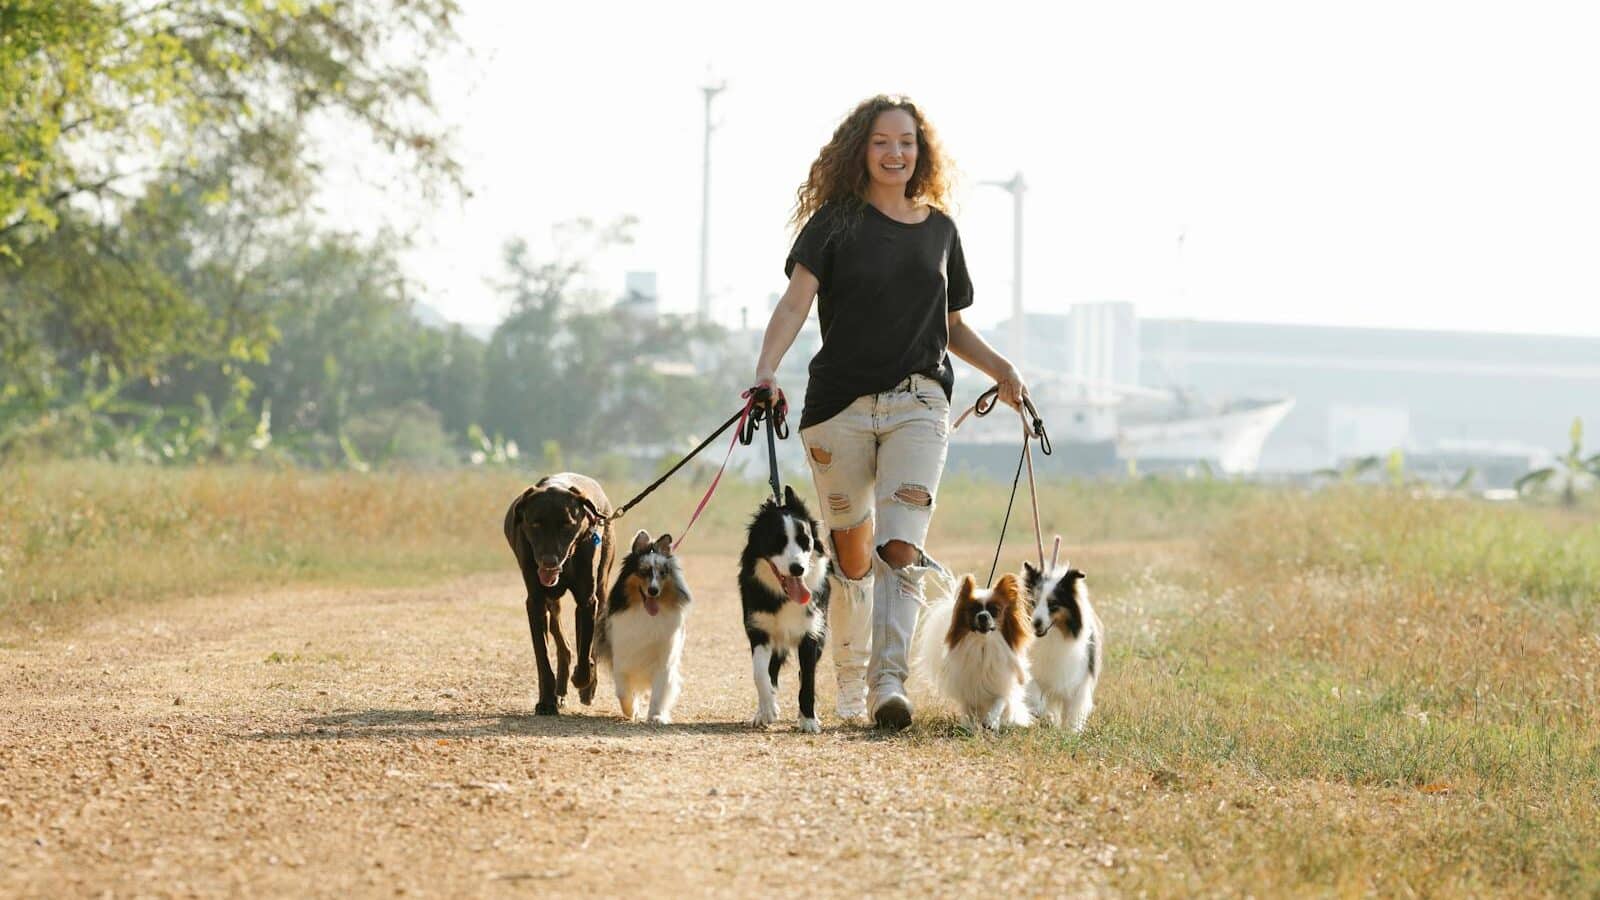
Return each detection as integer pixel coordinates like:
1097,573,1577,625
335,0,1600,338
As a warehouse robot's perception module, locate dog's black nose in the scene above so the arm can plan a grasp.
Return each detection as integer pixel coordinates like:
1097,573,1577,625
646,586,660,598
788,563,804,576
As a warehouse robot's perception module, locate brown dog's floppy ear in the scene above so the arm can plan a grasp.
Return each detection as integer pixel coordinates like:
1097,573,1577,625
566,485,601,522
631,530,651,554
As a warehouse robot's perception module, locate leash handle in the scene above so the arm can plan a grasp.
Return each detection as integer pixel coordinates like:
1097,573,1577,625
745,384,788,504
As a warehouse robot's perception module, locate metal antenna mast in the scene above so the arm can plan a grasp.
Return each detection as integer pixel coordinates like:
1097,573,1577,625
697,77,726,324
982,171,1027,369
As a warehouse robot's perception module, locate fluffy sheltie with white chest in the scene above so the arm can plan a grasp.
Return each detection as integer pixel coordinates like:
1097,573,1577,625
913,573,1033,731
596,530,691,724
1021,562,1102,732
738,486,831,733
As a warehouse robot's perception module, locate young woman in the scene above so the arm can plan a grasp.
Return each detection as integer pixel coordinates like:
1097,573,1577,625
753,95,1028,730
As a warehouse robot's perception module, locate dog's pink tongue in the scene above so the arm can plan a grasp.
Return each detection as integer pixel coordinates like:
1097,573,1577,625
780,574,811,605
538,567,560,587
644,597,660,616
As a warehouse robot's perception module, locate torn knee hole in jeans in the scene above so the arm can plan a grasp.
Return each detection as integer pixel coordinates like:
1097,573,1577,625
826,492,852,514
808,446,832,465
891,484,933,507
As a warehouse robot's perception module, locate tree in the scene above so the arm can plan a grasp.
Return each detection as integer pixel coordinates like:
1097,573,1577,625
1515,417,1600,507
480,223,748,461
2,0,460,257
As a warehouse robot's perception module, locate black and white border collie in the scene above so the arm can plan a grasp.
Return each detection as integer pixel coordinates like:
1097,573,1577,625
1021,562,1103,732
738,486,831,733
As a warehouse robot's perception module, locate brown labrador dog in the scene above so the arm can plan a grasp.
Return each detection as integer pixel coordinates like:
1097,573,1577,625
504,473,615,715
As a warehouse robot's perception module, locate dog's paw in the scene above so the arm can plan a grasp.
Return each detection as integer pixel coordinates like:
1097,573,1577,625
578,679,596,705
647,713,672,725
533,700,559,716
751,702,779,728
797,716,821,734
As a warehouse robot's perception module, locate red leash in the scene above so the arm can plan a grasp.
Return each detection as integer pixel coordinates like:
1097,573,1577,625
671,389,763,553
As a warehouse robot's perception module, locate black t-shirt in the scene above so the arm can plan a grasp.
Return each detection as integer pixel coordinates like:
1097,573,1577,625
784,200,974,430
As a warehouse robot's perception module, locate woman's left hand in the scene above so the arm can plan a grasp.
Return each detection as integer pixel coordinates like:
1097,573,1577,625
997,366,1028,410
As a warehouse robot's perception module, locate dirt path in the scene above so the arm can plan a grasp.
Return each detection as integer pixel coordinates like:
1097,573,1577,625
0,551,1112,898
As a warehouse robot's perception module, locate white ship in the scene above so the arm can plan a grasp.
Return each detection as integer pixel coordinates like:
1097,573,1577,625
949,303,1295,476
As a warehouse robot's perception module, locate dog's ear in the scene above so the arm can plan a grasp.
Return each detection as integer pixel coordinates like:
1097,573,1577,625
956,574,976,604
1066,568,1087,582
783,484,800,508
631,530,651,554
1022,561,1041,591
993,573,1022,605
566,486,601,522
653,533,673,556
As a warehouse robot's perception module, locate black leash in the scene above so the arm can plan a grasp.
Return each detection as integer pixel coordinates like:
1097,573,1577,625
955,385,1052,587
609,386,789,524
610,402,749,523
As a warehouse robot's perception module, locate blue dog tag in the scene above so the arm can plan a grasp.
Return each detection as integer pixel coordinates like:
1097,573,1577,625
590,530,602,546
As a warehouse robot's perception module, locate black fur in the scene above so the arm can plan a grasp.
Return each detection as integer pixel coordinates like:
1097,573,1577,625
737,485,832,724
504,473,615,715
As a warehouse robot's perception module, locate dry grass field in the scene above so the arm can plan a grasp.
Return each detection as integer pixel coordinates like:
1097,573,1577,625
2,462,1597,895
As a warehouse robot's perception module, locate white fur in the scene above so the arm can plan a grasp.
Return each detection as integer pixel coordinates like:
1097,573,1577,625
913,591,1032,731
750,644,778,726
606,601,686,724
1026,571,1101,732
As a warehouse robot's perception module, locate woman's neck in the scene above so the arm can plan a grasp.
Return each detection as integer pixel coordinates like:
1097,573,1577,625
864,184,917,219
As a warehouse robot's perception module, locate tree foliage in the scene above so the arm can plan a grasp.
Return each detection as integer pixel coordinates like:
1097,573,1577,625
2,0,459,257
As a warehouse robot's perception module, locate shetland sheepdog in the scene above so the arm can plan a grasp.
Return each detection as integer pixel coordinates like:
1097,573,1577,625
1021,562,1102,732
596,530,691,724
913,573,1033,730
738,486,831,733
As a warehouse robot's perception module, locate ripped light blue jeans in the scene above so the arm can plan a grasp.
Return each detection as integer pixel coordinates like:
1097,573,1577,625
799,373,951,710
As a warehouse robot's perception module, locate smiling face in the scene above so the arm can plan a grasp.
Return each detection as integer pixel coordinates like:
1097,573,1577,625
864,108,918,194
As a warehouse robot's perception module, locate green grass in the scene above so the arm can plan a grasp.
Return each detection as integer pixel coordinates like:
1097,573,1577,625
905,485,1600,895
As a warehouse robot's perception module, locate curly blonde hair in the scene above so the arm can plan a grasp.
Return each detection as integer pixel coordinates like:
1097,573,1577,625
789,94,955,235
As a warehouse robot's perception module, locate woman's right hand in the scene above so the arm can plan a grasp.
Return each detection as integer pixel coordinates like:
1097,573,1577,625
753,370,784,410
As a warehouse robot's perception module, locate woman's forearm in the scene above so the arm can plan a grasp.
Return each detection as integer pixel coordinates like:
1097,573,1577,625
754,268,820,382
948,316,1018,381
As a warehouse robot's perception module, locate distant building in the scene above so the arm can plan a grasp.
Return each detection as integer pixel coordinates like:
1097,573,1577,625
984,311,1597,481
617,271,659,320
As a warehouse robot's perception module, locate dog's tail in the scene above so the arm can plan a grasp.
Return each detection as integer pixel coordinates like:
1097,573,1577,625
592,601,613,671
910,590,954,700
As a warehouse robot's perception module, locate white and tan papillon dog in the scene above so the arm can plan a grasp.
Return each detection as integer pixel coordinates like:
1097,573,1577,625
913,573,1033,731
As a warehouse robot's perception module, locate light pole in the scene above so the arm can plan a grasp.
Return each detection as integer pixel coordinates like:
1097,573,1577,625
697,78,725,325
982,172,1026,370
